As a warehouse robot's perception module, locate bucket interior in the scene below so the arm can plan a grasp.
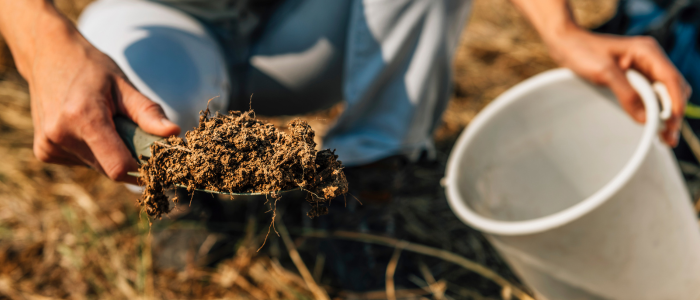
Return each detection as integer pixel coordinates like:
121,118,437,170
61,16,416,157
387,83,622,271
454,77,645,222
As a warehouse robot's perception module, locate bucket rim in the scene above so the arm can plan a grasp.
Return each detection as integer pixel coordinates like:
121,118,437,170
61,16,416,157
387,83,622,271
445,68,661,236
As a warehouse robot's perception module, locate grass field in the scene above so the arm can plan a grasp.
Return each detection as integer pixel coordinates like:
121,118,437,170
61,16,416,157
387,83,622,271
0,1,616,299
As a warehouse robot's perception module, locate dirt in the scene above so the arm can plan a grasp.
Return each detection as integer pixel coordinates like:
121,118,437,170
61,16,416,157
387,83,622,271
0,1,619,298
138,106,348,219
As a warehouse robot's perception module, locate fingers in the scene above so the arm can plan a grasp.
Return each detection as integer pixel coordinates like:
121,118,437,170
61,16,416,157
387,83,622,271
612,36,689,146
73,102,139,182
34,122,142,184
36,89,139,183
39,119,140,184
114,77,180,137
597,61,647,123
659,75,689,146
33,134,86,166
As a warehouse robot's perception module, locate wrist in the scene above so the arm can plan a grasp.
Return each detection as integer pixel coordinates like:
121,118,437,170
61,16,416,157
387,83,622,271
539,21,582,44
0,0,76,79
509,0,584,59
541,24,589,64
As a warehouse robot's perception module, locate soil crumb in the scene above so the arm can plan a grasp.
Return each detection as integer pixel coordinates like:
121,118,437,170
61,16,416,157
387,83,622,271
138,106,348,219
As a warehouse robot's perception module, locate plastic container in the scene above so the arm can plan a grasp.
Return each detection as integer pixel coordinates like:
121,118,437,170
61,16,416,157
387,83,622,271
444,68,700,299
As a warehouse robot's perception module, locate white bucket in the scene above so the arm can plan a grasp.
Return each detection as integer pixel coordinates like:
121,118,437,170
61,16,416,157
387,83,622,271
445,68,700,300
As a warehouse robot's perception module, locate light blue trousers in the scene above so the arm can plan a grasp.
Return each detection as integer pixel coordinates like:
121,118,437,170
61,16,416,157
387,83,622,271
79,0,472,166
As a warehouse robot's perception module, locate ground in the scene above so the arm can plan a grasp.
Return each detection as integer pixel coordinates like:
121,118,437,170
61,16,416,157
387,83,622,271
0,1,618,299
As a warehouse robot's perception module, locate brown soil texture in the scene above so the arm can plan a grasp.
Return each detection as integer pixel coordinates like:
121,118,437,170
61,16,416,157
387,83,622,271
138,107,348,219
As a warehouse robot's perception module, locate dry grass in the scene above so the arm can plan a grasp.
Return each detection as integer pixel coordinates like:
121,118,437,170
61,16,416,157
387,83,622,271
0,0,617,299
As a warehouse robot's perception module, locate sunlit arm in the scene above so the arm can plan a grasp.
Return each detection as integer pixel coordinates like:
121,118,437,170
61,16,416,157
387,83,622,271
0,0,75,80
510,0,691,147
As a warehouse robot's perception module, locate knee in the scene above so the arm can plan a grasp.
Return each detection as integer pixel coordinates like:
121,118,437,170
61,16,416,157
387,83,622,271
123,29,218,106
78,0,230,131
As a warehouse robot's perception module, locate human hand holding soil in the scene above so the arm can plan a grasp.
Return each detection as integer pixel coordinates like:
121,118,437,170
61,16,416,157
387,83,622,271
511,0,691,147
0,0,180,182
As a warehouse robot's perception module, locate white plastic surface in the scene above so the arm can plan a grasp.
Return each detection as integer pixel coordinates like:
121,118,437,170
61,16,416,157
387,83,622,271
445,68,700,299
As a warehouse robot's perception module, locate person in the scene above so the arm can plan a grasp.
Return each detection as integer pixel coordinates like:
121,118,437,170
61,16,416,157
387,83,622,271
0,0,689,183
0,0,692,292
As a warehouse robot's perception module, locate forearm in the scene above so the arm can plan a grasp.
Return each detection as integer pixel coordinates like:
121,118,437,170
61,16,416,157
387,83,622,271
510,0,599,67
0,0,76,79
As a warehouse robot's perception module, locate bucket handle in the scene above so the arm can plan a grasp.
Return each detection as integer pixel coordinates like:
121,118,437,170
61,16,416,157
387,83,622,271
652,82,673,122
626,69,672,132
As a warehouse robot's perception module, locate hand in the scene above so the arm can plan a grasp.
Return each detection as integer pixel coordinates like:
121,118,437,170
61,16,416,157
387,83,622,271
546,27,691,147
24,19,180,182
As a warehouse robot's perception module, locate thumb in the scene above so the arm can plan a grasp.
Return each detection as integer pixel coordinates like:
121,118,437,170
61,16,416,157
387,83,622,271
114,77,181,137
601,65,646,123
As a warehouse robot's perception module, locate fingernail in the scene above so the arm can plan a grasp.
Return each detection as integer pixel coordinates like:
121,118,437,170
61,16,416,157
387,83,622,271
161,118,177,128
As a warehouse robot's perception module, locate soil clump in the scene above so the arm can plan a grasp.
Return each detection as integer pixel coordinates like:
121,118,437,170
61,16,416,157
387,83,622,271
138,107,348,219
